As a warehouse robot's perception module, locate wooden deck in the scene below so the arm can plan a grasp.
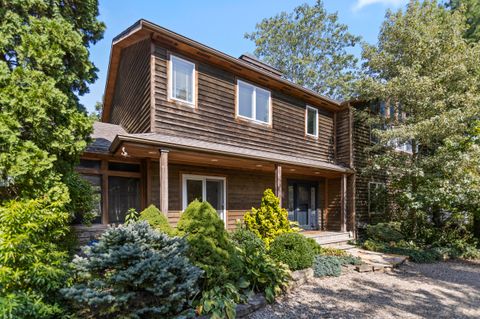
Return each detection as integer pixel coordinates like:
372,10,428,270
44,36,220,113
302,230,353,246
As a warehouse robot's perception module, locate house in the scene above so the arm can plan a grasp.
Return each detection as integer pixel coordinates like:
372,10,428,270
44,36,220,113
76,19,365,243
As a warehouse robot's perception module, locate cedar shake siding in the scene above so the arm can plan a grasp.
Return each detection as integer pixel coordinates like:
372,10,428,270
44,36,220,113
151,44,336,164
109,38,151,133
336,108,352,167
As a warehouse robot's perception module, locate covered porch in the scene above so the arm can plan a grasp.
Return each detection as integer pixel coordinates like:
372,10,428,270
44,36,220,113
90,132,356,233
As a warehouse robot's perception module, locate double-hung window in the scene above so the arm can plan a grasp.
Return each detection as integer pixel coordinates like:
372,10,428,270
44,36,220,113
237,80,271,124
169,55,195,105
306,106,318,137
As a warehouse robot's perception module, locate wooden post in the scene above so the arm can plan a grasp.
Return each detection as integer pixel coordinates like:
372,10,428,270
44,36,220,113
159,149,169,215
101,160,109,224
275,164,282,207
146,158,152,205
323,179,328,230
340,174,347,232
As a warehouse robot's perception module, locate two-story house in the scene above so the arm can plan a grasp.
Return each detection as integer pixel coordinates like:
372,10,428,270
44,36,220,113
76,20,359,242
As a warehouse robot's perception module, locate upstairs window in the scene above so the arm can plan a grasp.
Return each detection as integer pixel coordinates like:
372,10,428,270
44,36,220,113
170,55,195,105
306,106,318,137
237,80,271,124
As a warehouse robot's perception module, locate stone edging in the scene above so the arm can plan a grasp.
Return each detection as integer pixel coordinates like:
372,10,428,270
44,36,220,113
236,268,314,318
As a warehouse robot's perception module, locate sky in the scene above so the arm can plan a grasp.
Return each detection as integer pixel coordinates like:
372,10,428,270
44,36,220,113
80,0,409,112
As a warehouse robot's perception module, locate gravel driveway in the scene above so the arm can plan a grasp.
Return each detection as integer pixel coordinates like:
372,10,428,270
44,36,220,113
248,260,480,319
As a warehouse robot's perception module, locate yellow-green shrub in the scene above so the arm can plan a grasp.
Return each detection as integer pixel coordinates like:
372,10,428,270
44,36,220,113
138,204,175,236
244,189,294,249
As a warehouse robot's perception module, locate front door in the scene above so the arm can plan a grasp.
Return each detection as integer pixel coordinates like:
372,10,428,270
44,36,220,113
287,181,318,230
183,175,226,225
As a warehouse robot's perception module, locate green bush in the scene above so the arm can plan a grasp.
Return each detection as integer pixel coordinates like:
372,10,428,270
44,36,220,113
319,246,349,257
138,204,175,235
338,255,363,266
244,189,294,249
197,283,245,319
177,200,244,291
367,222,404,243
0,186,71,319
62,222,202,319
313,256,342,277
269,233,314,270
306,237,323,255
231,227,267,255
363,239,442,263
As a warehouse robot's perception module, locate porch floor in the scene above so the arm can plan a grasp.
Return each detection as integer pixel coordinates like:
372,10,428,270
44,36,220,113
302,230,352,246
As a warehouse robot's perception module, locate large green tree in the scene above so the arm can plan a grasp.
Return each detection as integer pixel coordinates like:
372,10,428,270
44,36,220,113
0,0,104,317
245,0,360,100
446,0,480,42
358,0,480,245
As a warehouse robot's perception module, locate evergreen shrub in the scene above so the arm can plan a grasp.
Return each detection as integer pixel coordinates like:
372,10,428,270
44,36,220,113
62,222,202,319
313,256,342,277
244,189,294,249
138,204,175,235
269,233,314,270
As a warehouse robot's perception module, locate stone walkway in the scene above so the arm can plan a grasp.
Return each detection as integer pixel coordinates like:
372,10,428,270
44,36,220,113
248,260,480,319
345,245,408,272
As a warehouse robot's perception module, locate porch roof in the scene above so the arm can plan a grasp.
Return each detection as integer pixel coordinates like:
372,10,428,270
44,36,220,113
110,132,353,174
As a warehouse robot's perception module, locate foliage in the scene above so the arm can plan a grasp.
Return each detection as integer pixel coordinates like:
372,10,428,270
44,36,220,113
269,233,314,271
245,0,360,100
196,283,245,319
62,222,202,319
446,0,480,42
366,222,404,243
319,246,349,257
363,239,441,263
0,186,72,318
358,0,480,247
313,256,342,277
232,228,290,303
338,255,363,266
0,1,104,316
138,204,176,236
244,189,294,249
306,237,324,255
177,200,243,290
124,207,139,225
231,227,267,255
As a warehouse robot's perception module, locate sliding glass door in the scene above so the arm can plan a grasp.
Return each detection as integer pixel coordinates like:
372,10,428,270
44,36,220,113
183,175,226,224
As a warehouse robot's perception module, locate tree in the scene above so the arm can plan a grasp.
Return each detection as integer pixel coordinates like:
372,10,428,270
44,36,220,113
446,0,480,42
245,0,360,100
0,0,104,317
358,0,480,246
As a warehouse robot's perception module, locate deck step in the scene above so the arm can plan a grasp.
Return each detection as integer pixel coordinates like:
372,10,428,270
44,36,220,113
302,231,352,245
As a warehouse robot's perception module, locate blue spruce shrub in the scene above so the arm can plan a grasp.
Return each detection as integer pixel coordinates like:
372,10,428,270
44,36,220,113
313,256,342,277
62,222,202,319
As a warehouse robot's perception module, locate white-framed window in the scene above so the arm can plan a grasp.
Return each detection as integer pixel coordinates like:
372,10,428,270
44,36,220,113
182,174,227,226
305,105,318,137
169,54,195,105
236,80,271,124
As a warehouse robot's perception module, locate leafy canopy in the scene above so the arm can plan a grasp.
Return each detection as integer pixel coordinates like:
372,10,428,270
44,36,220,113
245,0,360,100
446,0,480,42
0,0,104,317
358,0,480,244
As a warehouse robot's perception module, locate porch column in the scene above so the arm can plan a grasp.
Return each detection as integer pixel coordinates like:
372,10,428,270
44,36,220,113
340,173,347,232
275,164,282,207
159,149,169,214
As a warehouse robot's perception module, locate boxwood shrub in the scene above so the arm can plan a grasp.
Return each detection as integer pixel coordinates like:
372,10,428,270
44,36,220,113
269,233,314,270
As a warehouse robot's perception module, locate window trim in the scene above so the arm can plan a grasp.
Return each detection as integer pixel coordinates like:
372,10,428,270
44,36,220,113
235,79,272,125
182,174,227,227
168,54,196,106
305,105,319,138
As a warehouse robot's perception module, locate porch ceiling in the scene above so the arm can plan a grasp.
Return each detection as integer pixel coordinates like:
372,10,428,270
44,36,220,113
110,133,352,178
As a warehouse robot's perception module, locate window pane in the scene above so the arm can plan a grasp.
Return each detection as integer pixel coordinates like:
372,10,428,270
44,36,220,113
108,176,140,224
206,180,223,212
172,57,194,102
238,82,253,118
186,179,203,205
307,108,317,135
108,162,140,172
78,159,100,169
73,174,102,224
255,89,270,123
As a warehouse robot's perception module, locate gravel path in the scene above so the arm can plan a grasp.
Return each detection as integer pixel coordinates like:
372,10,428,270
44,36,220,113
248,260,480,319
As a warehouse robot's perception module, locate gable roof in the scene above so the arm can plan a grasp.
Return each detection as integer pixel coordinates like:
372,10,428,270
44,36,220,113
102,19,345,122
